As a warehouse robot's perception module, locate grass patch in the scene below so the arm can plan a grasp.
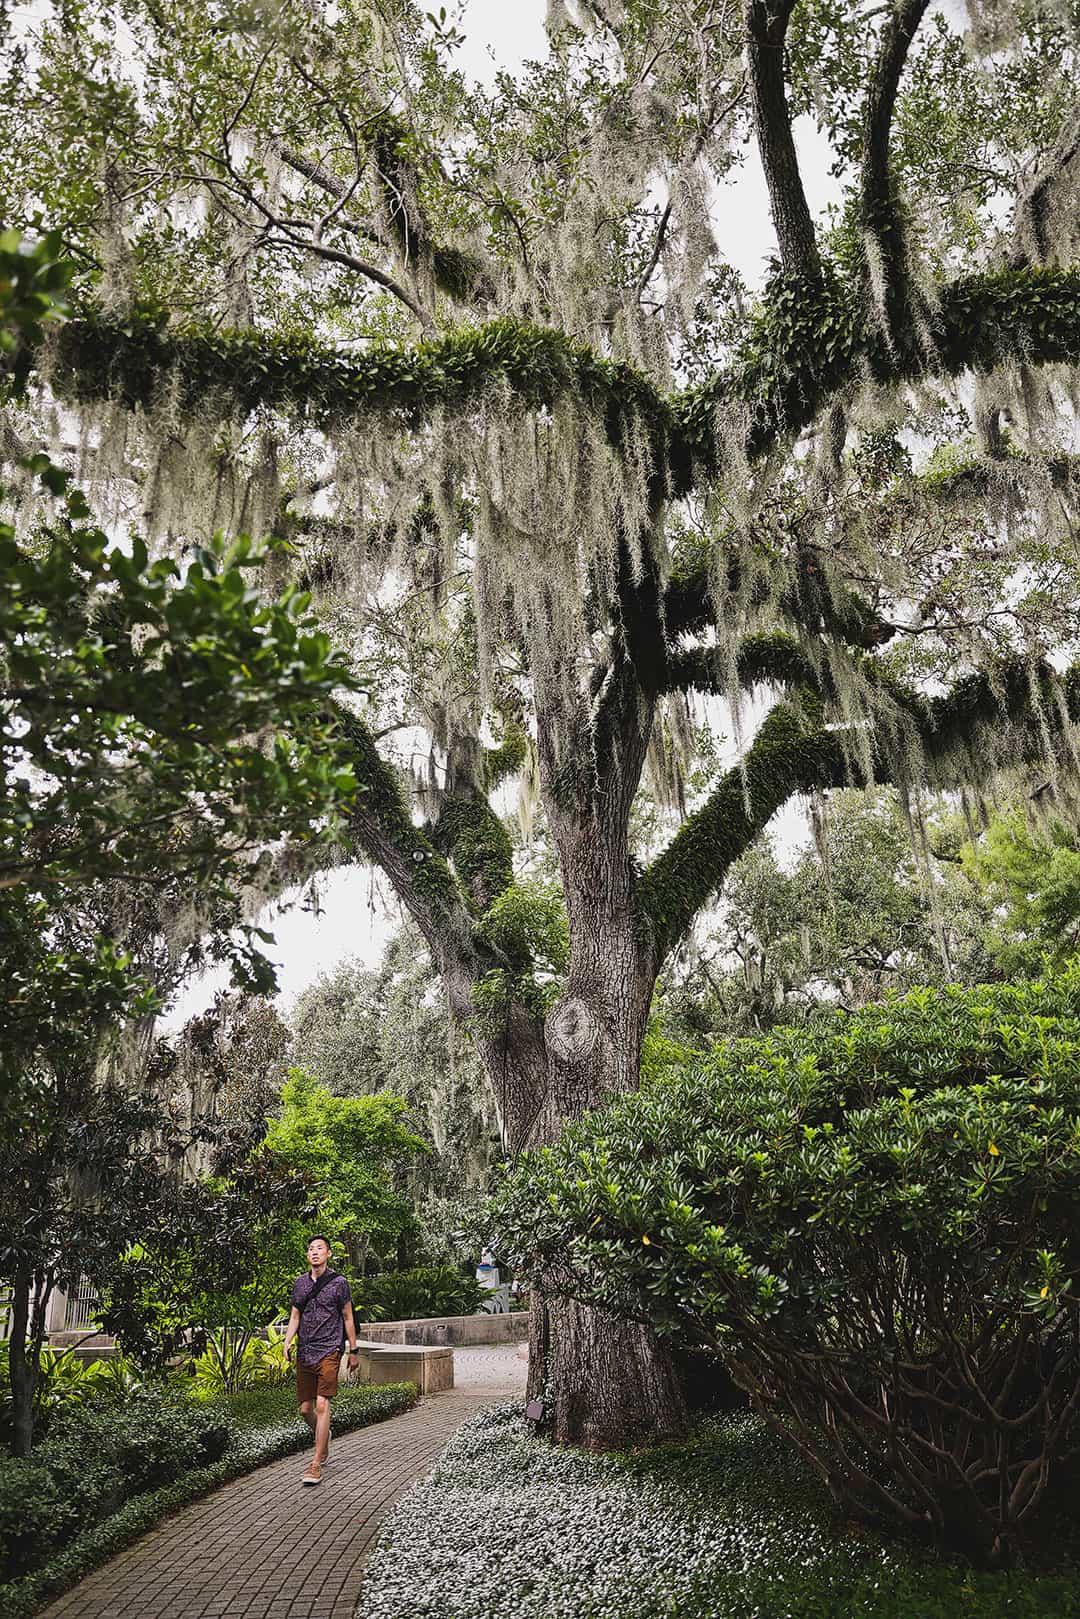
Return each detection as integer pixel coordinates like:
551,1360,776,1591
0,1381,417,1619
358,1405,1080,1619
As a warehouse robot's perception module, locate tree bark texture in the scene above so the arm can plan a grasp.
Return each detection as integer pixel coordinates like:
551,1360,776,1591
503,958,689,1449
526,1295,687,1451
475,985,691,1448
745,1,821,281
489,688,689,1448
8,1266,37,1457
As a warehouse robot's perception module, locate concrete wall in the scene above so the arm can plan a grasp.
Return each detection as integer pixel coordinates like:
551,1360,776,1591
48,1330,120,1363
356,1311,529,1347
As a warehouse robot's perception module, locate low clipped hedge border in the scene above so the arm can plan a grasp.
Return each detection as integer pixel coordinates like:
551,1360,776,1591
0,1382,417,1619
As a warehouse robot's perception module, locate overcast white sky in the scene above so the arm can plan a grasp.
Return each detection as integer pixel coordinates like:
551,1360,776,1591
166,0,836,1028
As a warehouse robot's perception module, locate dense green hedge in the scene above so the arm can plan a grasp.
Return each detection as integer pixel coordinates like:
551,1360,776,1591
490,971,1080,1566
0,1382,416,1618
351,1264,488,1321
0,1394,229,1581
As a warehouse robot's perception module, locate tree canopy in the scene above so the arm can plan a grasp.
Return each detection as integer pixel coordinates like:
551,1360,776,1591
8,0,1080,1446
0,234,360,1099
5,3,1079,994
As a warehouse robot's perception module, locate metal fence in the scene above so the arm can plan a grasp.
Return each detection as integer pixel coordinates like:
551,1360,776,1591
63,1277,100,1333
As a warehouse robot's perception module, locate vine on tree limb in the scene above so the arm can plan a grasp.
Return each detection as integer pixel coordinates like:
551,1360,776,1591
637,659,1080,969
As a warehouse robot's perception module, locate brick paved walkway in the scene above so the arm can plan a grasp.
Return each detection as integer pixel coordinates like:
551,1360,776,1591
41,1345,527,1619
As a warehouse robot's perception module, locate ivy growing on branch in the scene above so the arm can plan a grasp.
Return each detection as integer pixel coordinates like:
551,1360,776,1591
25,261,1080,500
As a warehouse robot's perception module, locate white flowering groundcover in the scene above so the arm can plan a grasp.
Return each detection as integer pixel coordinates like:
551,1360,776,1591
358,1403,908,1619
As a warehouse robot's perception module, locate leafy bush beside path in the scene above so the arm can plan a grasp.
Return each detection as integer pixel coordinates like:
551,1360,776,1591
351,1264,489,1321
491,971,1080,1564
0,1382,416,1618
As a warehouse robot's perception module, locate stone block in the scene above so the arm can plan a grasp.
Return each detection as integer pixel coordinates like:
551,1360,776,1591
354,1342,454,1396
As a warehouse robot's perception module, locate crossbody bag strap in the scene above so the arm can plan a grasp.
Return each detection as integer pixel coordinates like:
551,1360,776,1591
297,1269,339,1314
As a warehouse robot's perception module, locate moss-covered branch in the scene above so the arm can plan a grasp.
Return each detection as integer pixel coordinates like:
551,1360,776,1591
334,707,545,1027
905,659,1080,769
676,263,1080,479
332,703,469,938
45,305,672,440
637,659,1080,967
663,543,892,649
30,264,1080,499
663,633,820,697
636,703,848,966
661,435,1080,651
431,790,514,914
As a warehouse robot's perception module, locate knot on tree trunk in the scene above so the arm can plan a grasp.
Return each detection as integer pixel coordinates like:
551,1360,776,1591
545,995,601,1062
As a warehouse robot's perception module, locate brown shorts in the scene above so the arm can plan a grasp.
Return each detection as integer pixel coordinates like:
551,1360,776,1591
296,1350,341,1402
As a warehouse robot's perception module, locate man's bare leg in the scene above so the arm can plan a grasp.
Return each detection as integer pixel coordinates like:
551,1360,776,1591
314,1393,331,1465
299,1398,316,1440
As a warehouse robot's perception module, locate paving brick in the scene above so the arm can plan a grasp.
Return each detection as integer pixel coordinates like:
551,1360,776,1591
39,1349,525,1619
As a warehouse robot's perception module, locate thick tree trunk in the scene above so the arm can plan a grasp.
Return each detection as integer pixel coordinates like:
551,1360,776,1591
8,1267,37,1457
481,825,688,1448
427,666,688,1447
520,985,688,1444
510,964,688,1447
526,1295,686,1450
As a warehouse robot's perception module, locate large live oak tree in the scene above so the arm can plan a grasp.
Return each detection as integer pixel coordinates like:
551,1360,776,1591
6,0,1080,1445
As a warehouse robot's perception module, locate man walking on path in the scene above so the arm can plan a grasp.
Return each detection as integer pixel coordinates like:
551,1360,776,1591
283,1234,360,1486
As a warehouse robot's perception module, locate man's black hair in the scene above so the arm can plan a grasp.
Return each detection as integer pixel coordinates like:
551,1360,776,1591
306,1233,332,1249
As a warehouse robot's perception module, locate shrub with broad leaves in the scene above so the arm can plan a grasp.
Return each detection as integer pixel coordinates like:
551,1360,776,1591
189,1325,291,1397
0,1345,159,1448
490,971,1080,1567
351,1265,490,1321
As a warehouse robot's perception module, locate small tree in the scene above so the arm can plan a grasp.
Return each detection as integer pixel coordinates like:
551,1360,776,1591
0,235,358,1447
263,1069,429,1275
100,1148,318,1393
0,1078,310,1453
0,235,360,1098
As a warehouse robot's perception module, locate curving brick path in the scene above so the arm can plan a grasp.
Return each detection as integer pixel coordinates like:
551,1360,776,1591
41,1345,526,1619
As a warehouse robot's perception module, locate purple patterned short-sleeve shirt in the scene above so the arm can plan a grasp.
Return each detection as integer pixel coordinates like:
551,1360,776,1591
291,1271,352,1367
